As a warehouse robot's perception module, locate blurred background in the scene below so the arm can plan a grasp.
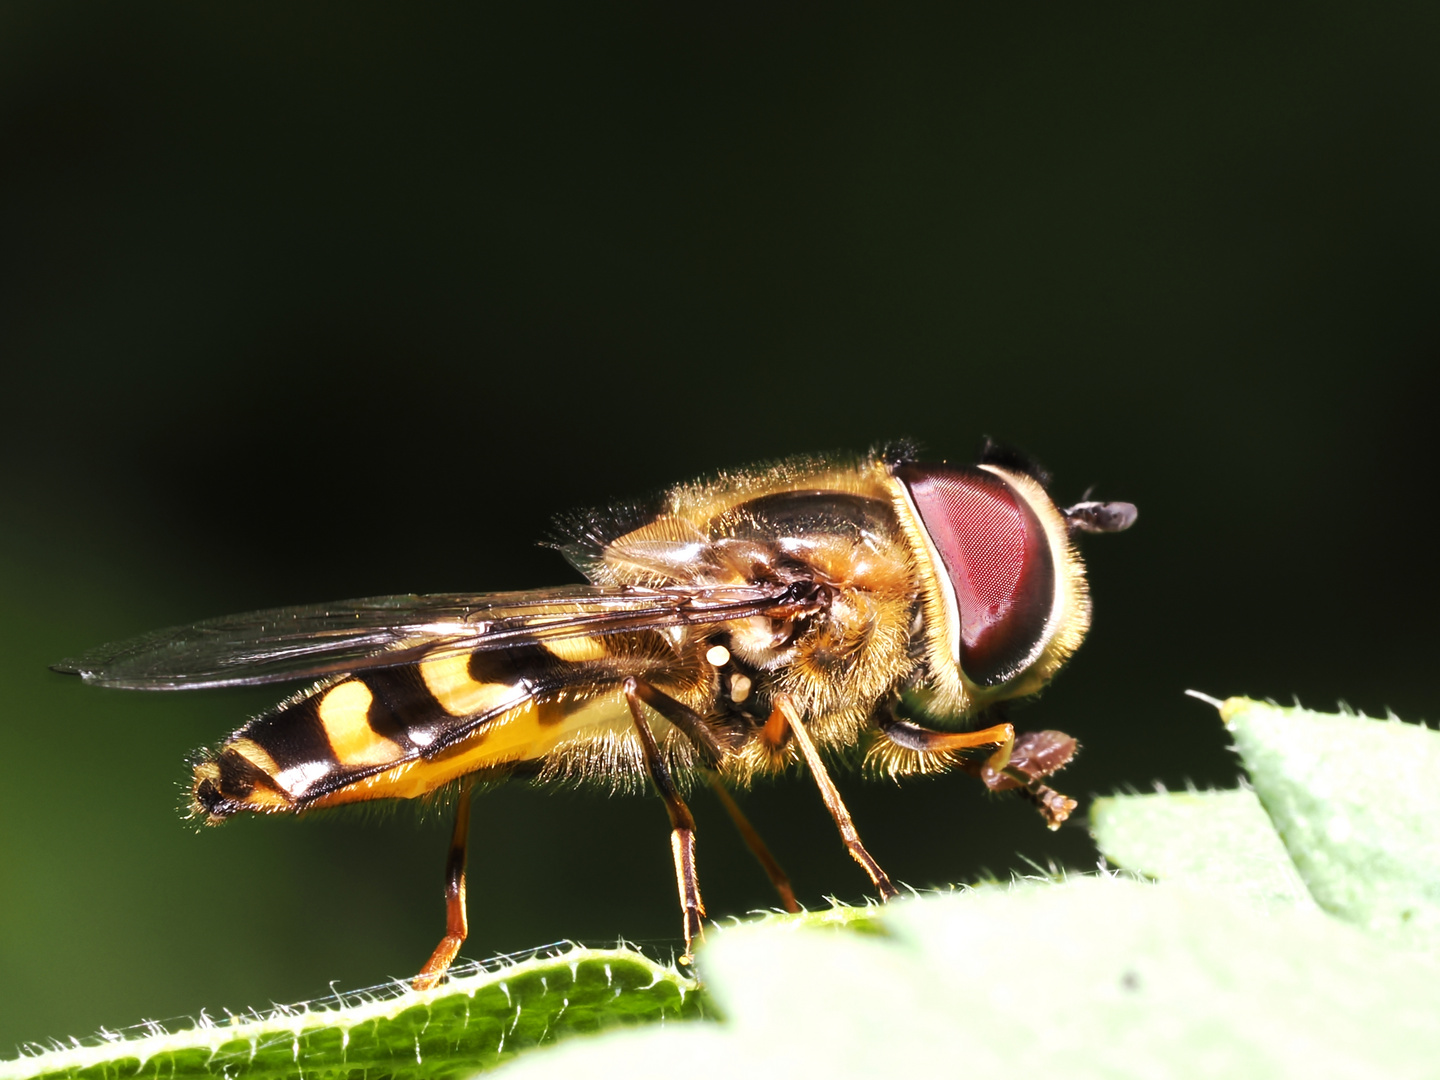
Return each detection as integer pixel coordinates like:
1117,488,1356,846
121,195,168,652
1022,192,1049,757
3,1,1438,1051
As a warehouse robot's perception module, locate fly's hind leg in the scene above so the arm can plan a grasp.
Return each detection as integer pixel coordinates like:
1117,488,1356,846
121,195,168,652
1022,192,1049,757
412,784,473,991
766,694,899,901
623,677,705,965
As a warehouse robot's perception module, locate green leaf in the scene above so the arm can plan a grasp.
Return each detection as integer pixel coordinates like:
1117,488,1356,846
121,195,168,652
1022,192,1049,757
1091,787,1316,908
0,948,703,1080
11,697,1440,1078
1217,696,1440,947
497,879,1440,1079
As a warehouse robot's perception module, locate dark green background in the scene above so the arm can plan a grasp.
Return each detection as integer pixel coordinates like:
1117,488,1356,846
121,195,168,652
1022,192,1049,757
3,1,1438,1052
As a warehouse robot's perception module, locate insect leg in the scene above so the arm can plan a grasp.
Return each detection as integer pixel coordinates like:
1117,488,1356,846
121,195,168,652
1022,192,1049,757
769,694,899,901
876,709,1078,828
623,677,706,964
875,709,1017,771
986,730,1080,829
626,677,740,763
412,784,473,991
701,770,801,913
625,679,796,911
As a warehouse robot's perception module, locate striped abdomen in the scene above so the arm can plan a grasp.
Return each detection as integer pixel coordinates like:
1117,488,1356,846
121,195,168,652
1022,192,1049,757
192,632,688,821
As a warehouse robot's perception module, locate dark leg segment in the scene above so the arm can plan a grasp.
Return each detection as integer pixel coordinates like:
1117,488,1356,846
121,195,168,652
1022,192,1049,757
769,694,899,901
627,677,739,763
993,731,1080,829
702,770,801,913
412,784,473,990
624,677,706,963
877,709,1078,829
876,711,1017,776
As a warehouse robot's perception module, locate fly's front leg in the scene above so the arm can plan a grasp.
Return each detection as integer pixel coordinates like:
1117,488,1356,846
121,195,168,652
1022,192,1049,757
767,694,899,901
623,677,705,965
984,730,1080,829
412,784,473,991
876,708,1078,829
875,708,1017,775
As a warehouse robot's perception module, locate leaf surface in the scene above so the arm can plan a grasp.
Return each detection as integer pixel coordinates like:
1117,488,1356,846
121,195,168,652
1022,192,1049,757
1091,787,1315,908
500,879,1440,1080
1219,697,1440,946
0,948,701,1080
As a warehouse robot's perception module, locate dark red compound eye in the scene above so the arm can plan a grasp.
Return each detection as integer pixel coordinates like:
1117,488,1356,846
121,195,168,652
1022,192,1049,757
896,464,1056,686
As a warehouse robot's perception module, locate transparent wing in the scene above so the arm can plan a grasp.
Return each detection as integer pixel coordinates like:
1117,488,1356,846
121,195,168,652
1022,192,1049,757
53,583,799,690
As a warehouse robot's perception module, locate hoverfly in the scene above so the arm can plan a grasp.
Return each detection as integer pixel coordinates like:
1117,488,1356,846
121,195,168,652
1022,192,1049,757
55,441,1135,988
